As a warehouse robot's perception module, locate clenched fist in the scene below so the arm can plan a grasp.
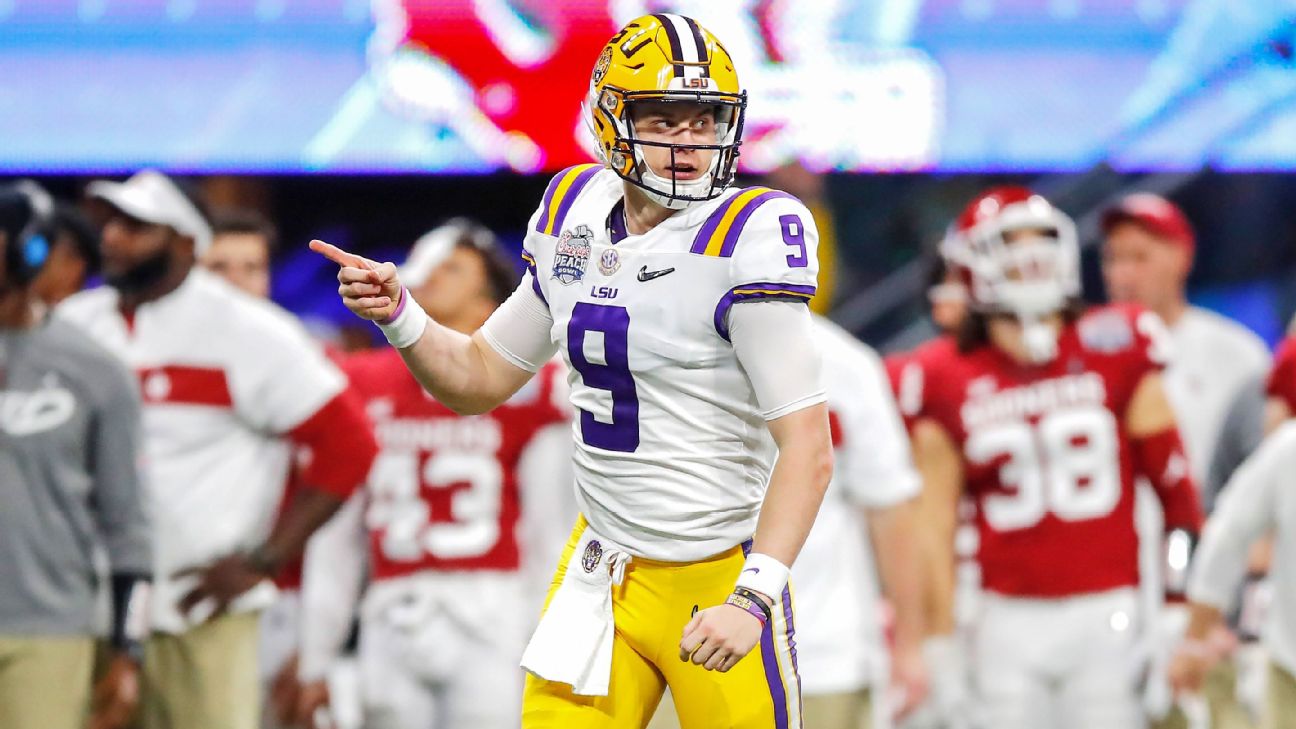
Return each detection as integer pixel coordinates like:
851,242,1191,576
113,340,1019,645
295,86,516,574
310,239,403,321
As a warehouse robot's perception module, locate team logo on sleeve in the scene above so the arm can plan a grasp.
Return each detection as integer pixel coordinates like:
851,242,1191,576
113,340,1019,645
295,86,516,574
582,539,603,573
553,225,593,285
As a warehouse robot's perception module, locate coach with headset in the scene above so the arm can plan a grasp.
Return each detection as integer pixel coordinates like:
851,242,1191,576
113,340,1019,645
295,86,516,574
0,181,152,729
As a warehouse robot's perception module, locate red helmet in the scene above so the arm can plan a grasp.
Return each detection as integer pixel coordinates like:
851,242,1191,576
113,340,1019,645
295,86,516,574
941,185,1080,318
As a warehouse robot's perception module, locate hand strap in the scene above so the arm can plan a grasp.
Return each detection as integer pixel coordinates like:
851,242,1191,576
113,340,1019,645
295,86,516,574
728,587,772,626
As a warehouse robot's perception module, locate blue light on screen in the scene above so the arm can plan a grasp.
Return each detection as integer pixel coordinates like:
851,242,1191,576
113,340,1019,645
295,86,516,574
4,0,1296,173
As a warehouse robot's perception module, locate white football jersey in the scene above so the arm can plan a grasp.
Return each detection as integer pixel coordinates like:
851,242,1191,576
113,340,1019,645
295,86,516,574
521,164,820,562
58,270,347,632
793,315,922,695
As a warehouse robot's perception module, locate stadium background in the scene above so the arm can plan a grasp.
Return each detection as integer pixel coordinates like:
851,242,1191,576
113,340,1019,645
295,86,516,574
6,0,1296,346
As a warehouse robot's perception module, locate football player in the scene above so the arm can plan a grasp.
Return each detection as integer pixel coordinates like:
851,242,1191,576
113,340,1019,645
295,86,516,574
295,220,572,729
884,256,972,729
1170,421,1296,728
908,186,1204,729
312,14,833,729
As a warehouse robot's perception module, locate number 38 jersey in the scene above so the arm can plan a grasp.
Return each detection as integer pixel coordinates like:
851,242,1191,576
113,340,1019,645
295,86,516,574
919,304,1170,598
517,165,819,562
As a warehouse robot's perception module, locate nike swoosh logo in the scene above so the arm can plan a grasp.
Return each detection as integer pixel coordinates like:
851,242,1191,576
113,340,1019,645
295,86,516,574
742,568,760,575
637,265,675,282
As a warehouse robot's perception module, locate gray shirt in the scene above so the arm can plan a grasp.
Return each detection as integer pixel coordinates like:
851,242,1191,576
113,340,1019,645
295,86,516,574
0,315,150,635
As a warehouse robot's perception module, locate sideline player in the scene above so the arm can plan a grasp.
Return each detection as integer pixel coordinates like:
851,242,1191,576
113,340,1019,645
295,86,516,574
1170,422,1296,729
313,14,833,729
783,315,927,728
296,220,572,729
1101,192,1269,509
884,256,971,729
1101,193,1271,729
0,182,151,729
909,187,1204,729
59,170,379,729
202,206,334,729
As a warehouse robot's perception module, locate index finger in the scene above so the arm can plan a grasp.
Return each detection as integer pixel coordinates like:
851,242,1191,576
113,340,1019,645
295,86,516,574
310,239,373,270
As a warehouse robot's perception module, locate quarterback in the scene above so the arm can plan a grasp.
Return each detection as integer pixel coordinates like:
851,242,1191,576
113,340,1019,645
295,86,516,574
908,187,1205,729
313,14,833,729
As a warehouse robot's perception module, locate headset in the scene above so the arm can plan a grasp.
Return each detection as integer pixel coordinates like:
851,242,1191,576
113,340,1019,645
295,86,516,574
1,181,55,287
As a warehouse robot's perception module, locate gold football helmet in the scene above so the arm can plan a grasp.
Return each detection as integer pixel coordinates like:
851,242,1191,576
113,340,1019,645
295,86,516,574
586,14,746,209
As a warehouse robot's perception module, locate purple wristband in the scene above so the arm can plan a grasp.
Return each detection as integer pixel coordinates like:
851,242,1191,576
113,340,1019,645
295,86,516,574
725,592,769,627
378,287,409,325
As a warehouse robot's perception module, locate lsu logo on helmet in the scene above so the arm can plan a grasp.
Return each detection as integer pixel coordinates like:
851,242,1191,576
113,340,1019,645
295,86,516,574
584,14,746,210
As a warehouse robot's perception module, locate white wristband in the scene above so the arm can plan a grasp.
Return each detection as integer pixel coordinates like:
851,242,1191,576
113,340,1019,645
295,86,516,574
734,552,790,601
376,287,428,349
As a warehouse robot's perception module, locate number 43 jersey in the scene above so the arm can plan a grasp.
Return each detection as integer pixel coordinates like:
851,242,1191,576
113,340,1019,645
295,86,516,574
918,304,1171,598
517,165,820,563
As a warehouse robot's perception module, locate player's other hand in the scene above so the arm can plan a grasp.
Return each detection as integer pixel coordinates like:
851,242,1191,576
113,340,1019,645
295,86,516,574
176,554,268,620
310,239,402,322
890,642,930,720
270,654,303,726
1168,625,1233,697
294,678,332,729
679,597,768,672
87,653,140,729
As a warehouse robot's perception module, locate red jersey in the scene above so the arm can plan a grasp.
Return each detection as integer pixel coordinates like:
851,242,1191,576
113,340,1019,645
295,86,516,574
917,305,1170,598
884,335,958,433
1268,334,1296,415
342,349,568,580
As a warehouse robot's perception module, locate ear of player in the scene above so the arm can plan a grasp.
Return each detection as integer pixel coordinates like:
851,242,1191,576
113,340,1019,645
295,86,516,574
586,14,746,210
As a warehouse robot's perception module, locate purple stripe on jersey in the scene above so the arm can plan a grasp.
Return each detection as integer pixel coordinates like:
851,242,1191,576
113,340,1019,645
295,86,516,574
782,585,802,717
549,165,602,236
530,275,548,306
712,282,818,341
741,539,790,729
760,623,790,729
534,170,568,233
521,249,547,305
717,190,795,258
691,192,747,254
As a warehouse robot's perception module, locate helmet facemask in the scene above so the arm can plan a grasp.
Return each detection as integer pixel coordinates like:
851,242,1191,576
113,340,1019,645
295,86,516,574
588,87,746,210
944,201,1081,363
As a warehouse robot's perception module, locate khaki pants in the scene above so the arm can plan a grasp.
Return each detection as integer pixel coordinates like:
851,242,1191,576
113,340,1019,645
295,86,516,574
1265,662,1296,729
142,612,261,729
803,689,873,729
0,634,94,729
650,688,873,729
1155,658,1257,729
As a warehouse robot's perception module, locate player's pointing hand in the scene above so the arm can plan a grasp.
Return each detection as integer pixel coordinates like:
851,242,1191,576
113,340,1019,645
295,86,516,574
310,239,403,322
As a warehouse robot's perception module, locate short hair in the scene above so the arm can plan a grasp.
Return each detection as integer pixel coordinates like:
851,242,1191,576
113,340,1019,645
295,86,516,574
53,203,100,273
458,236,520,306
209,207,278,252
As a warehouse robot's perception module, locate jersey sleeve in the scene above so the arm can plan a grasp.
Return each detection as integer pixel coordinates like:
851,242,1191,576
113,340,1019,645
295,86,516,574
834,345,922,508
708,189,820,341
232,306,347,434
1077,304,1171,401
521,163,605,309
1188,422,1294,610
1268,335,1296,413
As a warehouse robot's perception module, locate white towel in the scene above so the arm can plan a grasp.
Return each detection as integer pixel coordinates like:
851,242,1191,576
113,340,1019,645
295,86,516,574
520,524,632,696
